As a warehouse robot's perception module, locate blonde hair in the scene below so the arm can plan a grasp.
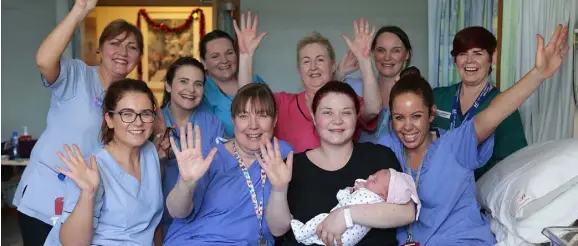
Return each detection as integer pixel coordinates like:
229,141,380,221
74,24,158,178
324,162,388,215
296,32,336,65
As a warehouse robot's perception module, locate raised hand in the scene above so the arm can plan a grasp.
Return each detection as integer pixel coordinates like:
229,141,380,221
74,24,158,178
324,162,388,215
56,144,100,194
535,24,569,79
256,137,293,191
233,11,268,55
335,49,359,81
74,0,98,12
341,17,376,60
170,122,218,183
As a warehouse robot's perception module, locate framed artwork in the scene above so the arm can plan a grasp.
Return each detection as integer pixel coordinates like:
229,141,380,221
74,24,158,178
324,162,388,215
141,11,200,98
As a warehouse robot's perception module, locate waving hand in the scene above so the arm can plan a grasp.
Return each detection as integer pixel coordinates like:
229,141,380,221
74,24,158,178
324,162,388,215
170,122,218,183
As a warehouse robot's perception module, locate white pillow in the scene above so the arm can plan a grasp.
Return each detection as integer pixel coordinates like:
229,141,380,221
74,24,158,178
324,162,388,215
515,185,578,243
477,138,578,243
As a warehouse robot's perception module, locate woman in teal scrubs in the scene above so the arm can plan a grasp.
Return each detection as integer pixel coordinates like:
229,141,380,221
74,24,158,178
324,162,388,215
12,0,143,244
431,26,527,180
199,30,266,138
380,25,569,245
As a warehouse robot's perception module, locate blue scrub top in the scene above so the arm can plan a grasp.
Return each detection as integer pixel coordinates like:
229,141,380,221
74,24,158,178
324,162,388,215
44,141,164,246
163,140,294,246
160,104,224,232
344,76,364,96
344,77,392,144
377,119,497,245
14,59,104,225
200,75,265,138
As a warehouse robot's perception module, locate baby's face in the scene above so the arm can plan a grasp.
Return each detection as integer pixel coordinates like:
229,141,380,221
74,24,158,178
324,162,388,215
365,169,391,200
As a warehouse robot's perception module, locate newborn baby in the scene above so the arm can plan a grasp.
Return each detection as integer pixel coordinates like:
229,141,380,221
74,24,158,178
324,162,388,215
291,168,421,246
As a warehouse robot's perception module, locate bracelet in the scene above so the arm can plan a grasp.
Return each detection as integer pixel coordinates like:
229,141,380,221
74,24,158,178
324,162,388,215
343,207,353,229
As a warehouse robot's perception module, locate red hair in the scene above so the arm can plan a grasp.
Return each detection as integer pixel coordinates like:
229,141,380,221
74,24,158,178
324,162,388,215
451,26,497,58
312,81,360,115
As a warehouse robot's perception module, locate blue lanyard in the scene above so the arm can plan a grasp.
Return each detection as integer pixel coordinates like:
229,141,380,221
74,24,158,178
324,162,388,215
374,108,391,138
449,82,494,130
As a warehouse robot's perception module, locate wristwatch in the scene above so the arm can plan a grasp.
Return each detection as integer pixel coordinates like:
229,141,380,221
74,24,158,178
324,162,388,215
343,207,353,229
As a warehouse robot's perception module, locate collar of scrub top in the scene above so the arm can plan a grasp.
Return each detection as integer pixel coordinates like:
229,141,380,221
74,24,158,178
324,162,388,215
162,102,200,139
161,103,197,160
400,128,441,174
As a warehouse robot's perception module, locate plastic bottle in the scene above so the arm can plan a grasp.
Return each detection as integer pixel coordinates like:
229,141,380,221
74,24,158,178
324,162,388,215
11,130,19,160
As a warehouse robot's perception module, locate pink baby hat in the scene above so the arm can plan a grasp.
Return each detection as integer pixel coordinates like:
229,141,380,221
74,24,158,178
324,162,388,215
386,168,422,220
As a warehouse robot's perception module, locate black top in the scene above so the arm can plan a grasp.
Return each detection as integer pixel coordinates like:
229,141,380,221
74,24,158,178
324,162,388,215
278,142,402,246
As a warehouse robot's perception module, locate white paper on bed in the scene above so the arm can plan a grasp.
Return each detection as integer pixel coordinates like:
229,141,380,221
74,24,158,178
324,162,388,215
477,138,578,243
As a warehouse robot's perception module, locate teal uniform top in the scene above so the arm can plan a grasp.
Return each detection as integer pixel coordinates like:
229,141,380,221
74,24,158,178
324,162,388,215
432,83,528,180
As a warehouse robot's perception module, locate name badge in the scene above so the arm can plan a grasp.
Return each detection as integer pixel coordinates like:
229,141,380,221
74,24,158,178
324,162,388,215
94,97,103,108
436,109,450,119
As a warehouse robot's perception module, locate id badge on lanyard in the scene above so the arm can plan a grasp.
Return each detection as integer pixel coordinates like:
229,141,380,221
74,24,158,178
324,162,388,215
402,142,429,246
233,141,268,246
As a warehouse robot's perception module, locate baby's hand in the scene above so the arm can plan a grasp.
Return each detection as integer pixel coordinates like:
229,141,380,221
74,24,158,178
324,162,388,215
354,182,366,190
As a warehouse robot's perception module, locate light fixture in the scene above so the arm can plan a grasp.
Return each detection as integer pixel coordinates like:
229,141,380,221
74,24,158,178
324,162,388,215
223,0,235,17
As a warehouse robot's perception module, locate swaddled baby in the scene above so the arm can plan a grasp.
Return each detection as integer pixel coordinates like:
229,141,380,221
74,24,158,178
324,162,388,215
291,168,421,246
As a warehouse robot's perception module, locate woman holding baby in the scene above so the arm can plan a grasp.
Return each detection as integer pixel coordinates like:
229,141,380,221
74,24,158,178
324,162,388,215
261,81,416,246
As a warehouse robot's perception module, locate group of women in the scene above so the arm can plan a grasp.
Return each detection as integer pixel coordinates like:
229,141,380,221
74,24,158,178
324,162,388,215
13,0,570,245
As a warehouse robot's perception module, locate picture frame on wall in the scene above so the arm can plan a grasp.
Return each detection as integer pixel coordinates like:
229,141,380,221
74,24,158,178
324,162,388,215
140,11,201,99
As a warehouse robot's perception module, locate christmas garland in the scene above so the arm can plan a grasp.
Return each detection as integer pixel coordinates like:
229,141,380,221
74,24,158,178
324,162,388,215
136,8,206,80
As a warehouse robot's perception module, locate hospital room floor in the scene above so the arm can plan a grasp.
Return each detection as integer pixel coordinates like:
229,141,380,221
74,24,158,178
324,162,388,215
1,209,23,246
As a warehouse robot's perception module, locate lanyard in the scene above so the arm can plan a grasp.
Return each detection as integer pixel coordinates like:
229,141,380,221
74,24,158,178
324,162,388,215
449,82,494,130
233,141,266,237
403,142,429,243
374,108,391,138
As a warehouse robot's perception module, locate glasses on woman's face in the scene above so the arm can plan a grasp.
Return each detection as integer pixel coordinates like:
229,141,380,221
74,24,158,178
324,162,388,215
109,109,157,123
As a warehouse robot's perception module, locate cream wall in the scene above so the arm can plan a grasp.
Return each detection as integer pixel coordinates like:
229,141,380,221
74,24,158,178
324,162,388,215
91,6,213,101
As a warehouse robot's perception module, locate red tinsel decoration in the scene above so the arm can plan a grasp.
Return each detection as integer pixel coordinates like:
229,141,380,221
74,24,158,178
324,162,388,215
136,8,206,80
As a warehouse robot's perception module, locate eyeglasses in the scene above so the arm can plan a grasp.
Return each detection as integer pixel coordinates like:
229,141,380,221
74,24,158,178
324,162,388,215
109,110,157,123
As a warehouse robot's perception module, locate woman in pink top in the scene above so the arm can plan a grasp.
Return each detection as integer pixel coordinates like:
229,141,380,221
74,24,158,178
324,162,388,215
234,12,382,153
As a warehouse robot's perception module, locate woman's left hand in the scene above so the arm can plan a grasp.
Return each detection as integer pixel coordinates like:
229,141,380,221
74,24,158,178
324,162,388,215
534,24,569,79
233,11,267,55
341,17,375,60
317,208,347,246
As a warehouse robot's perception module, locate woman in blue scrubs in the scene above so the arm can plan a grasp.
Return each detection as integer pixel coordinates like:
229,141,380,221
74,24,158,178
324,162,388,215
44,79,164,245
157,56,224,234
12,0,143,244
380,25,569,245
163,83,294,246
199,29,266,138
